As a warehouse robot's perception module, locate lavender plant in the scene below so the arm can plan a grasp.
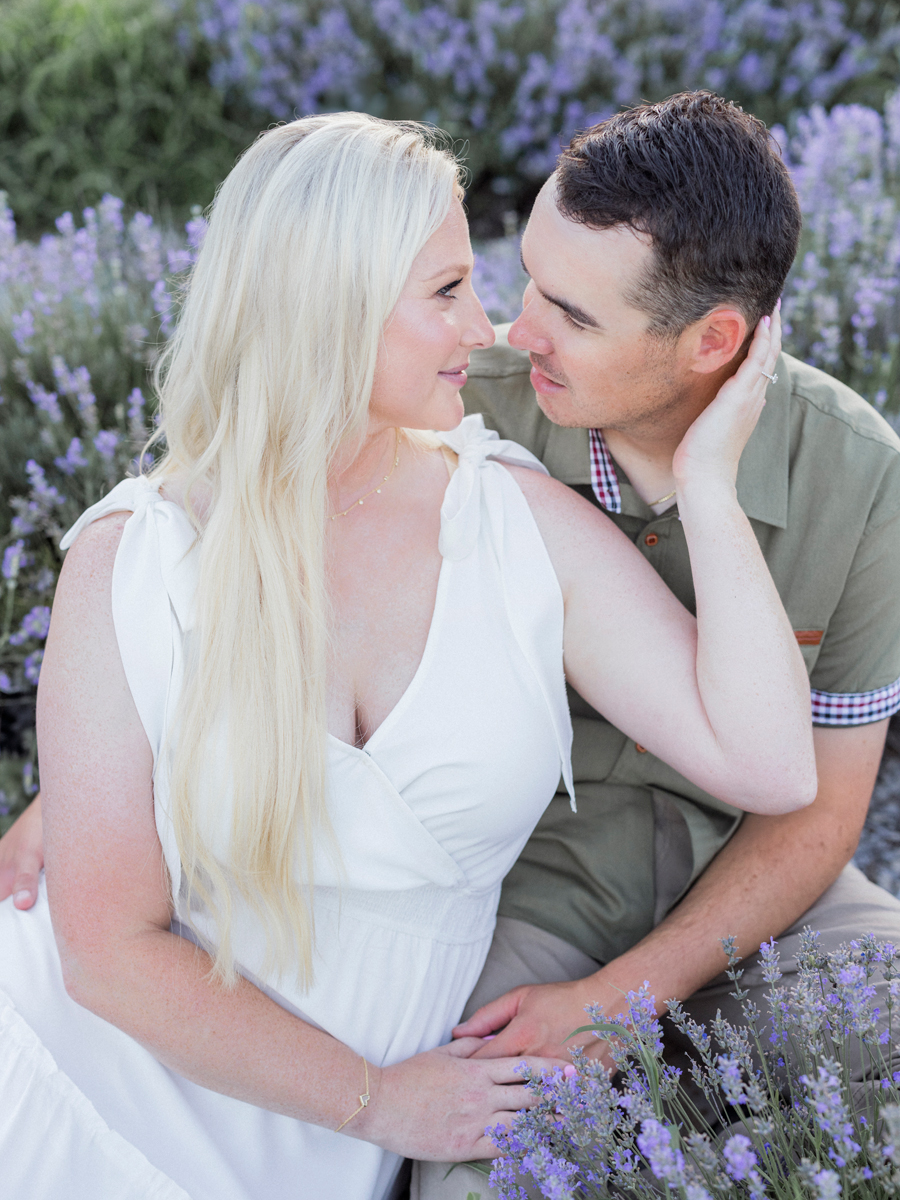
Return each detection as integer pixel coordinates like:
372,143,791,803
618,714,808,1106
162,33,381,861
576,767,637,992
779,93,900,418
489,935,900,1199
0,193,206,826
195,0,900,211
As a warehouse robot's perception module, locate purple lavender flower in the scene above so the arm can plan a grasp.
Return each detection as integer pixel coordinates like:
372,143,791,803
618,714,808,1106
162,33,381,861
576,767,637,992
800,1062,861,1166
98,193,125,235
637,1118,686,1186
717,1055,749,1105
10,607,51,646
152,278,175,336
93,430,120,461
129,212,164,283
127,387,146,432
23,651,43,686
25,460,64,510
11,309,35,351
167,247,193,275
185,213,208,254
55,437,89,476
25,380,63,423
0,673,12,693
722,1133,758,1180
51,358,97,425
810,1167,842,1199
2,540,25,581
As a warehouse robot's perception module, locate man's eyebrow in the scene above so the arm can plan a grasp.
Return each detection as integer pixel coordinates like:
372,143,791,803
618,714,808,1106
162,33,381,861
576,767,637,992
519,248,603,330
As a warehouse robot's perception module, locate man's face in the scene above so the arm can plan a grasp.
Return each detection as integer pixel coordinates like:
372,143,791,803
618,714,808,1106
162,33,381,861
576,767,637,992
509,179,693,431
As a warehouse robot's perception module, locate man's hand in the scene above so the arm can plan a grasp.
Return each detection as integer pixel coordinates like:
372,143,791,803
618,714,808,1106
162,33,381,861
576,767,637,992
454,976,623,1073
0,793,44,909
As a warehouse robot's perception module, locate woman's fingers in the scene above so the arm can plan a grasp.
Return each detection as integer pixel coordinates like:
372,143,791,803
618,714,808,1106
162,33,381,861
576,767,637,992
485,1055,565,1085
0,795,44,909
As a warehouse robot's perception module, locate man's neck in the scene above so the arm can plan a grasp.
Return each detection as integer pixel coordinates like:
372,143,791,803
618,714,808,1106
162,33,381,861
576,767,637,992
600,367,733,509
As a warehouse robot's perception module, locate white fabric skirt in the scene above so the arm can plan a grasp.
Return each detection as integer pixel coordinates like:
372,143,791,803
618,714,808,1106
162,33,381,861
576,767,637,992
0,883,404,1200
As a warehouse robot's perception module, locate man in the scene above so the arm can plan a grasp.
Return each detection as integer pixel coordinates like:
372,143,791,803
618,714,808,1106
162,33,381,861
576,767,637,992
412,91,900,1198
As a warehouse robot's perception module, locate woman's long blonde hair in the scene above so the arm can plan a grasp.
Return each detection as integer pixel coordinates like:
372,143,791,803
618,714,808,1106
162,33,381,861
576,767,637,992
149,113,462,986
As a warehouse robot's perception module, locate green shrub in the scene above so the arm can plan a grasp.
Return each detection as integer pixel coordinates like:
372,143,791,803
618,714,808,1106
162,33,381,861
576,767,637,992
0,0,258,236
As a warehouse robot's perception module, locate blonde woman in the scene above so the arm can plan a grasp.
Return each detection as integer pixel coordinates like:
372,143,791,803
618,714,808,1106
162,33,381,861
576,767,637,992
0,114,814,1200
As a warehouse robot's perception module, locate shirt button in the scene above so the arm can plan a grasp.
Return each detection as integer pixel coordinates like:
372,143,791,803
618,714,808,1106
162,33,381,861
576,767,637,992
635,742,648,753
644,533,659,547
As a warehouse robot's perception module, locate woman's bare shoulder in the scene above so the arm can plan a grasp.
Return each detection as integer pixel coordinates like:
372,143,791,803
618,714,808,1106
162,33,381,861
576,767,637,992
59,512,130,598
500,462,619,539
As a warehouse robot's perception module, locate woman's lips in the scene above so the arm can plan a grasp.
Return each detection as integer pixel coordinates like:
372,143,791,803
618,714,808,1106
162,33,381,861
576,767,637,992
530,363,567,394
438,365,468,386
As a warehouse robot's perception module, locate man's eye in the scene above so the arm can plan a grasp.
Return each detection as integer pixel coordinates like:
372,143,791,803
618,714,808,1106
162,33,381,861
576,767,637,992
562,311,586,331
437,279,463,296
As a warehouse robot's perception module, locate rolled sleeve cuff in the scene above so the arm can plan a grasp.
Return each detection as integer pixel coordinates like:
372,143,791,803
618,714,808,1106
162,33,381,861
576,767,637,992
811,677,900,725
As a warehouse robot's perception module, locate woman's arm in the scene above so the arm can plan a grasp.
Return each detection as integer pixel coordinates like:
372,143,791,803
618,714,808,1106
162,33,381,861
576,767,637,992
38,514,559,1161
510,313,816,815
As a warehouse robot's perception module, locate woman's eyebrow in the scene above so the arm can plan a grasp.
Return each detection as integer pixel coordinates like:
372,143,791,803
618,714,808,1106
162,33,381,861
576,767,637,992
423,263,471,281
519,248,603,330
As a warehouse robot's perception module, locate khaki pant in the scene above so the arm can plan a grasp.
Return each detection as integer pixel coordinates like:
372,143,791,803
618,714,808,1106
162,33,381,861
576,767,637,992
410,864,900,1200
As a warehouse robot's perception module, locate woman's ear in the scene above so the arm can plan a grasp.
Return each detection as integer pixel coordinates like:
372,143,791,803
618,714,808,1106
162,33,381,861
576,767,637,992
687,308,750,375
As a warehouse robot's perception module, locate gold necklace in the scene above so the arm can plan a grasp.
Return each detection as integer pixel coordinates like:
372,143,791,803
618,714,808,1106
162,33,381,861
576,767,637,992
650,488,677,507
329,429,402,521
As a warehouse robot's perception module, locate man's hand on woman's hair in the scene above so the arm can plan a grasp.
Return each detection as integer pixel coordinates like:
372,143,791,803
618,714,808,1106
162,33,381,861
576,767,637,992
0,793,44,909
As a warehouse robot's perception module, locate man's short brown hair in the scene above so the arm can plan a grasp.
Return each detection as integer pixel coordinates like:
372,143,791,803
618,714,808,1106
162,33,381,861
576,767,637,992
555,91,802,337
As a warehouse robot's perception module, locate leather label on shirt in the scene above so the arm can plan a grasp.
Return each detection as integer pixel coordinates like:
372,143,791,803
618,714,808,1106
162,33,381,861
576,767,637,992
794,630,824,646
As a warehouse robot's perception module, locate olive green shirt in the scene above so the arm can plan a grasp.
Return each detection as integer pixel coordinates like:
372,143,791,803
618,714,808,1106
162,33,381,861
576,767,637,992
461,327,900,964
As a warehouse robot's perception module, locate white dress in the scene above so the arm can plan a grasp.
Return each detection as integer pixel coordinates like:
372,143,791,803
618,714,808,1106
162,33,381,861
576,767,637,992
0,416,575,1200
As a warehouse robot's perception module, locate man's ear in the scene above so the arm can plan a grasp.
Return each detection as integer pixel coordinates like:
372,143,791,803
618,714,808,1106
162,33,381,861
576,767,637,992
686,308,749,375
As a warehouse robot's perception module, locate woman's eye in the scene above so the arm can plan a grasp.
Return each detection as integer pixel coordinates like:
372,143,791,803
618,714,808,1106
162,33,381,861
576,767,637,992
437,279,463,297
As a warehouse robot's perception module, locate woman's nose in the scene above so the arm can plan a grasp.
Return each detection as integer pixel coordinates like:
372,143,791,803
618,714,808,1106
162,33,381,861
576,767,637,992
462,291,496,350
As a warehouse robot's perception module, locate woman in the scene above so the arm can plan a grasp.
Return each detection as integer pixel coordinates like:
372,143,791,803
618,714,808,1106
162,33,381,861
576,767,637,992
0,113,814,1200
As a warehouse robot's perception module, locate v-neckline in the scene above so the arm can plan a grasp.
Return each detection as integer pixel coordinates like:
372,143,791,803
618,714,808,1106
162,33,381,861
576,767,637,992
328,551,451,756
328,443,457,756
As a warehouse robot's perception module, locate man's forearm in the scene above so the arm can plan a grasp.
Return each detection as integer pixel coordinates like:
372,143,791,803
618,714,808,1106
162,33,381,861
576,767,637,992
599,796,865,1011
459,720,887,1060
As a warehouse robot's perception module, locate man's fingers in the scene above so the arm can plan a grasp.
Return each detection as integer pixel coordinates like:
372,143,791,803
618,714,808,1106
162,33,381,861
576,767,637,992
453,991,521,1039
438,1036,487,1059
470,1027,523,1059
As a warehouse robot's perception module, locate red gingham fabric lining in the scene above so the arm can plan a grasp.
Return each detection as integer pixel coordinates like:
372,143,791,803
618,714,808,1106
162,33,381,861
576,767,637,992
810,679,900,725
588,427,621,512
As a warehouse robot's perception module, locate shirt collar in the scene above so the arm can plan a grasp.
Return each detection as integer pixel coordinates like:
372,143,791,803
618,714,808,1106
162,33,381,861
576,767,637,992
573,353,791,528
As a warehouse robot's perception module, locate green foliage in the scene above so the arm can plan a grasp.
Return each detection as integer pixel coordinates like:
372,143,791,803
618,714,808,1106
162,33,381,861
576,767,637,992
0,0,257,236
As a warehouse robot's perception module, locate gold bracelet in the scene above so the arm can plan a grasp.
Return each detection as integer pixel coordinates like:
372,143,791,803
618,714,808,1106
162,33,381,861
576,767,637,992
335,1056,370,1132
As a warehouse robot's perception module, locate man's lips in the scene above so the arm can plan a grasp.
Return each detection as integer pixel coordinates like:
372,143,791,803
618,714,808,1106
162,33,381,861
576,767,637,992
529,361,567,394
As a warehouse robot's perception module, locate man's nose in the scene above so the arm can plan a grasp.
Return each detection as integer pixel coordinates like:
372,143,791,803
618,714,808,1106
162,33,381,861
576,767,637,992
509,286,553,356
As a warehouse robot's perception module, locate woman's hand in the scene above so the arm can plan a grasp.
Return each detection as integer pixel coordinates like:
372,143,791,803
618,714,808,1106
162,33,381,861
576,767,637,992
0,793,44,909
354,1038,565,1160
672,307,781,492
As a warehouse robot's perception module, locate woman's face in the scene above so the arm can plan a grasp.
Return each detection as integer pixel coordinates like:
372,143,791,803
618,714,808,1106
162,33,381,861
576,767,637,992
368,198,496,432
